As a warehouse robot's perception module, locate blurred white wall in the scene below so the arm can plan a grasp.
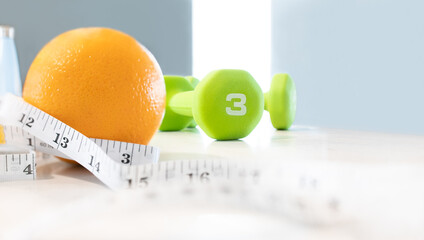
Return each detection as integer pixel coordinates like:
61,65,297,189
193,0,271,89
272,0,424,134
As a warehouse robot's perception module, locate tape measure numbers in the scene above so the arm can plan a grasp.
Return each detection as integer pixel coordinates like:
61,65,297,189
0,94,159,189
0,125,158,164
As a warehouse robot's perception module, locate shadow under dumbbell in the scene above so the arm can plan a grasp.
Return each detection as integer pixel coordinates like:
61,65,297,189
206,140,257,160
181,128,200,133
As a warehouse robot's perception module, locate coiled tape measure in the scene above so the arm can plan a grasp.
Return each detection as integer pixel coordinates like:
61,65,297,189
4,93,421,232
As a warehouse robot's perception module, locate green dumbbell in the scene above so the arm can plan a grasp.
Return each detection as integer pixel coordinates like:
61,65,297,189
184,76,200,128
185,73,296,130
159,69,264,140
264,73,296,130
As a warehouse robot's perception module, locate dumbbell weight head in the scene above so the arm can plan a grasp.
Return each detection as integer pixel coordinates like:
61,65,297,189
185,76,200,128
159,76,194,131
264,73,296,130
193,69,263,140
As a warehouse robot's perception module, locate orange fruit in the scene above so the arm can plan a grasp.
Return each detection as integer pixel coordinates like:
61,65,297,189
23,27,165,151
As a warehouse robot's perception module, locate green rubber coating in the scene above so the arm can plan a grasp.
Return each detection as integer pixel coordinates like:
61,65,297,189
169,91,194,117
193,69,263,140
185,76,200,128
159,76,194,131
264,73,296,130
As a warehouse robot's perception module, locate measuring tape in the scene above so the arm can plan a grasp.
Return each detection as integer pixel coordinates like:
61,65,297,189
0,94,159,190
0,151,35,182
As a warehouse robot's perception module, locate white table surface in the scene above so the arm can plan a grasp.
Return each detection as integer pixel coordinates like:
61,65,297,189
0,115,423,240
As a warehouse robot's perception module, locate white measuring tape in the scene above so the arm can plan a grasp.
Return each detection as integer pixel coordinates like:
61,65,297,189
0,151,35,182
0,94,159,190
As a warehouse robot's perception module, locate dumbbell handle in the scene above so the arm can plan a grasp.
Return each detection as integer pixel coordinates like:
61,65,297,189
168,91,194,117
263,92,270,112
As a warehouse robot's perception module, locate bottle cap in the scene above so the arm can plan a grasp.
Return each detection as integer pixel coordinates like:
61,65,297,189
0,25,14,39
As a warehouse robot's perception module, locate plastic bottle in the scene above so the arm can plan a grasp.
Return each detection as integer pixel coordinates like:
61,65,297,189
0,25,22,96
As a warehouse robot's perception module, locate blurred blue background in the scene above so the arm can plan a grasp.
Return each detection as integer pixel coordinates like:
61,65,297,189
1,0,423,134
0,0,192,78
272,0,424,134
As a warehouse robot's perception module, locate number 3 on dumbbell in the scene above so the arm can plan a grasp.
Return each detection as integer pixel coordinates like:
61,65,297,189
226,93,246,116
